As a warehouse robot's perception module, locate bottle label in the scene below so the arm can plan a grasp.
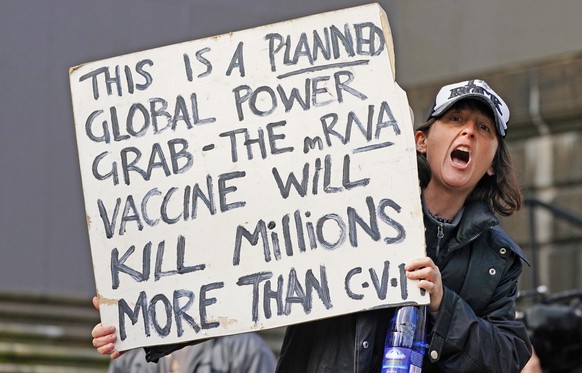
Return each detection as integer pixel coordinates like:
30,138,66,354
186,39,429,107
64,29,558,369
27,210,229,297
381,347,423,373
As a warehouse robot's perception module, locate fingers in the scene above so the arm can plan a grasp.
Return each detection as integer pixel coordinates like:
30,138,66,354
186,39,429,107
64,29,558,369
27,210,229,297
91,323,119,356
405,257,437,284
96,341,116,356
91,323,116,339
405,257,444,311
405,257,434,271
95,342,124,359
90,300,124,359
92,332,120,358
93,334,125,359
406,266,433,282
92,296,100,311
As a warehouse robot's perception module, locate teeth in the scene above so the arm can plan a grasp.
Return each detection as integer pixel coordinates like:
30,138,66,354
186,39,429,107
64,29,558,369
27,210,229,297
451,145,470,164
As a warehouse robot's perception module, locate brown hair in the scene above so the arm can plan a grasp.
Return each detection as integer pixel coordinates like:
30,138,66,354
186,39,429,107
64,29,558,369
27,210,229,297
416,100,522,216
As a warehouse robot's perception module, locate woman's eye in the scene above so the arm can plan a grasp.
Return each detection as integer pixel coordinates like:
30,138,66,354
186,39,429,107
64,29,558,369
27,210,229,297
479,123,491,132
451,115,462,121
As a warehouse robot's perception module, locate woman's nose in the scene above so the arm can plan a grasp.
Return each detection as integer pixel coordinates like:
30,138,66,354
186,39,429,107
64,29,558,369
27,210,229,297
461,121,477,137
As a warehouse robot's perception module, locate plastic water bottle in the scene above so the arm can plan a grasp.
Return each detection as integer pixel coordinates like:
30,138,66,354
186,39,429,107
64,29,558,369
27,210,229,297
381,306,427,373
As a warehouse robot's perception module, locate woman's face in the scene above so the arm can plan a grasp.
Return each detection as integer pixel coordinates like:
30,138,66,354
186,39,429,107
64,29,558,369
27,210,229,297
416,104,499,196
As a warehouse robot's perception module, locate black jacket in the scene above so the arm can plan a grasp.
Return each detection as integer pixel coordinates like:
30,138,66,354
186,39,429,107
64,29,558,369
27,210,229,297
275,201,532,372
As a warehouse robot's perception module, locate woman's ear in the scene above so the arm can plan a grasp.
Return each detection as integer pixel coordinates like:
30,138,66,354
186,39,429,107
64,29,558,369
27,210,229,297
487,166,495,176
415,131,427,153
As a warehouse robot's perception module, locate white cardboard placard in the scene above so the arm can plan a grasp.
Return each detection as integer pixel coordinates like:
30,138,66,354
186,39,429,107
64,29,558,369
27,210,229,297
70,3,427,350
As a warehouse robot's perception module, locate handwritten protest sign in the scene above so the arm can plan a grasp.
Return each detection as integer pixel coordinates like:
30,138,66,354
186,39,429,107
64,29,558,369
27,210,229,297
69,3,427,350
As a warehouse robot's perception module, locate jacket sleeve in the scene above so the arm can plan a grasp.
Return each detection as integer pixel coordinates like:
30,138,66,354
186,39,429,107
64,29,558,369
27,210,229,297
427,254,532,372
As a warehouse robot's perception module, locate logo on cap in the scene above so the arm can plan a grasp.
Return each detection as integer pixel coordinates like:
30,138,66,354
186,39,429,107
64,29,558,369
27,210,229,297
447,80,504,118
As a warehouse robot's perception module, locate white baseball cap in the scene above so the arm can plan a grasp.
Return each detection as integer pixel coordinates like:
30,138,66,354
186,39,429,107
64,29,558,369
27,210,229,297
427,79,510,137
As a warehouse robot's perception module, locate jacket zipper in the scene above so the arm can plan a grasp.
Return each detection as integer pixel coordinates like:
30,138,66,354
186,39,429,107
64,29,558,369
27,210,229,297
435,223,444,258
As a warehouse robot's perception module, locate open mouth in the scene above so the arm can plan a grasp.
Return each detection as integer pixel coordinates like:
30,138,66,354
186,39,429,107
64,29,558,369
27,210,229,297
451,146,470,165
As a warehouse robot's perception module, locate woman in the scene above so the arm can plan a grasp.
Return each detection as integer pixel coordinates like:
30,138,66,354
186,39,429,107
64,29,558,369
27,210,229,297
275,79,531,372
93,79,532,372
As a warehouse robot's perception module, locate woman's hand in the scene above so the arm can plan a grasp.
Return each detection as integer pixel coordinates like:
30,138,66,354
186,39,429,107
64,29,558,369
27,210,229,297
91,296,125,359
405,257,444,312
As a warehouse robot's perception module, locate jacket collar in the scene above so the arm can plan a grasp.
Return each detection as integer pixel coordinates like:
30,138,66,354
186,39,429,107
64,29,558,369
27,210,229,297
455,201,499,245
452,200,529,265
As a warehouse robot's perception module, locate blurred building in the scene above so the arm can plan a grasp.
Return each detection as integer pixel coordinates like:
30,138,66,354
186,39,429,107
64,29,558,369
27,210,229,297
1,1,581,371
